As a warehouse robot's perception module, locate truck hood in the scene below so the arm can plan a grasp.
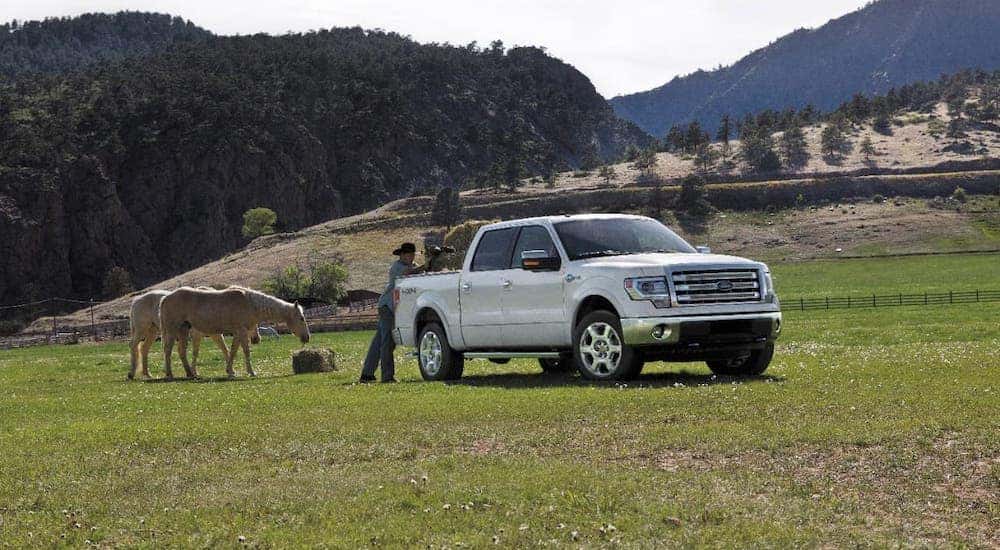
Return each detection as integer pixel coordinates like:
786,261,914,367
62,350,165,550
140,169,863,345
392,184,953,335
574,252,762,274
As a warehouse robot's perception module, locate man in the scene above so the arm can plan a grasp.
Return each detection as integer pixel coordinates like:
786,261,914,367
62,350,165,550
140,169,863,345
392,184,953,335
360,242,424,383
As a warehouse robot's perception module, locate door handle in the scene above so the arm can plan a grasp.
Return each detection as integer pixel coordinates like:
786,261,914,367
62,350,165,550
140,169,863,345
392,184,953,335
501,279,512,289
461,282,471,292
565,273,579,283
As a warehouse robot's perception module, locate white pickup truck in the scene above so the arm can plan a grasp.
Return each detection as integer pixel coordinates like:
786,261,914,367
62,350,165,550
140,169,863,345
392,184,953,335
393,214,781,381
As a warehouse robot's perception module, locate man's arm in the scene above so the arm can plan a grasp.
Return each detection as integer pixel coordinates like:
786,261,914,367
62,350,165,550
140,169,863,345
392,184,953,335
403,263,426,275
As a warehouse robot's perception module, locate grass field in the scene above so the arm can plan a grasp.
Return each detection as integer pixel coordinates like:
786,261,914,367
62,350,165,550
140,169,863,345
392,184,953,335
1,254,998,547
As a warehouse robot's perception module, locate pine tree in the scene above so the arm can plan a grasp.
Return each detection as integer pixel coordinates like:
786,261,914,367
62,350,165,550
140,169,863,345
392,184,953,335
598,164,616,186
740,123,781,173
859,136,877,164
779,125,810,169
431,186,462,230
820,123,851,161
694,143,718,174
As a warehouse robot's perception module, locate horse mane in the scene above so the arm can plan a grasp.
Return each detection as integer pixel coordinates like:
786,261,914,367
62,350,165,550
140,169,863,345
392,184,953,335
242,287,296,318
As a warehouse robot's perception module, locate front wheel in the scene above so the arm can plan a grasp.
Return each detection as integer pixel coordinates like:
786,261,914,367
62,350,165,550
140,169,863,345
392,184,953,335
417,323,464,381
706,343,774,376
572,311,642,381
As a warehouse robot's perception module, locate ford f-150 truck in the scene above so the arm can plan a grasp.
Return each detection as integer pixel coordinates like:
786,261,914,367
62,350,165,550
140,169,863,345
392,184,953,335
393,214,781,381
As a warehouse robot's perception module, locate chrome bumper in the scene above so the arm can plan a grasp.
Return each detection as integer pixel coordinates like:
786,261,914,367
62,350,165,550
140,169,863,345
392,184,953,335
620,312,782,346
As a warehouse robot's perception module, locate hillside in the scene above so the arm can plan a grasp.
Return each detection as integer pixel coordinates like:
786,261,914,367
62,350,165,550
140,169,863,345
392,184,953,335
38,109,999,332
0,12,210,80
0,19,649,314
610,0,1000,136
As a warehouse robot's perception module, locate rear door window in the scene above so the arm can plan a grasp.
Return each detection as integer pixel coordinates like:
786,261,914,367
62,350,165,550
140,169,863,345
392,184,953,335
471,228,518,271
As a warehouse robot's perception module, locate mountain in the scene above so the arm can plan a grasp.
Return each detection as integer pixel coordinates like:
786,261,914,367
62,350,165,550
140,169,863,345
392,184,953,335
0,12,211,80
0,19,649,314
610,0,1000,137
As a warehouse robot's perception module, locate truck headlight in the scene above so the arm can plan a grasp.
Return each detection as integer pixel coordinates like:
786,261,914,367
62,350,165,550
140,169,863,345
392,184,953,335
624,276,670,306
762,267,775,298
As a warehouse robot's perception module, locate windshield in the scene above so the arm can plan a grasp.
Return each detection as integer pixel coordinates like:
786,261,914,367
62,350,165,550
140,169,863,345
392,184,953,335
553,218,696,260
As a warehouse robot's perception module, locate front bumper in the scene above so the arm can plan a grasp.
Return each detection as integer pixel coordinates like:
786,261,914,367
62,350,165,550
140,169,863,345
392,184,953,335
620,311,781,347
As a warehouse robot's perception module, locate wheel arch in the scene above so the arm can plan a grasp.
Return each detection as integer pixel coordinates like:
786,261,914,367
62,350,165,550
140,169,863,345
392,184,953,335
573,294,621,329
414,306,449,345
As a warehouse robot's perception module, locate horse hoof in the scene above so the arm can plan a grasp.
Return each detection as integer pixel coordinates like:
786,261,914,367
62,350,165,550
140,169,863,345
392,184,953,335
165,376,174,381
126,374,134,381
248,372,257,378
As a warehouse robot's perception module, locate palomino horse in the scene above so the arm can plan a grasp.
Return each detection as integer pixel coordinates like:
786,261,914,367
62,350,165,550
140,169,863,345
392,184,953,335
159,286,310,379
128,289,260,380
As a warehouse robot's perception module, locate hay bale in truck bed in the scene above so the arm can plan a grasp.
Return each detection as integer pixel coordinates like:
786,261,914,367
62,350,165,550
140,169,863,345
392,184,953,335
291,348,337,374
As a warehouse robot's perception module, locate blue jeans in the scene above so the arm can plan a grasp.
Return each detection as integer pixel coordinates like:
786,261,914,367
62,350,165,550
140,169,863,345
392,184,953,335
362,306,395,381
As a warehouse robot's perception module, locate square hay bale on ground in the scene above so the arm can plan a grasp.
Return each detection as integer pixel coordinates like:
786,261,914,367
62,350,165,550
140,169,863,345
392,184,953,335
291,348,337,374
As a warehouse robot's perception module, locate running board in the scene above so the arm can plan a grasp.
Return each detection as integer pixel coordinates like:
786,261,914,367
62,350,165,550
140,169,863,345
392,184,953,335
463,351,561,359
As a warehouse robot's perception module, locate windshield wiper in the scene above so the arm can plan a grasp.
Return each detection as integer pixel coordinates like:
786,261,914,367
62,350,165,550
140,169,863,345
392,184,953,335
576,249,631,259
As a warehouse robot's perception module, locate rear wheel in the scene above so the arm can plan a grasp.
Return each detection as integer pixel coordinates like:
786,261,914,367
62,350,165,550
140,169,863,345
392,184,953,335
706,343,774,376
417,323,464,381
538,353,574,374
572,311,642,381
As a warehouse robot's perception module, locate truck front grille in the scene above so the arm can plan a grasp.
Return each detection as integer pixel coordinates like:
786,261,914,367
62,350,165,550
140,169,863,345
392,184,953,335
671,269,762,305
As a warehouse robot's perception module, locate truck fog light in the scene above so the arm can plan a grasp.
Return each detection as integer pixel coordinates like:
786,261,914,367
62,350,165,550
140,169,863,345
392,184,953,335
774,319,781,335
651,325,671,340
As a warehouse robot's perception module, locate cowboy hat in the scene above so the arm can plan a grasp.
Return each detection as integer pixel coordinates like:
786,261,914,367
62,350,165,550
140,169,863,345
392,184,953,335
392,242,417,255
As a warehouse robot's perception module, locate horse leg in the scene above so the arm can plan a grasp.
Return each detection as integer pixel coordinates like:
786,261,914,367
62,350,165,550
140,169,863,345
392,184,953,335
178,327,197,379
239,332,255,377
224,335,239,378
211,334,229,361
190,331,201,372
162,332,176,380
128,331,142,380
139,335,155,380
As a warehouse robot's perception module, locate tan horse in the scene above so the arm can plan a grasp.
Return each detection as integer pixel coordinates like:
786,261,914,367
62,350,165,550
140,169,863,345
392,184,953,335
128,289,260,380
159,286,310,379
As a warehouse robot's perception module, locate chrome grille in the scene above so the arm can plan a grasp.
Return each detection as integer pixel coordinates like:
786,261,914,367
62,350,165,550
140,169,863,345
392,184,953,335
671,268,762,305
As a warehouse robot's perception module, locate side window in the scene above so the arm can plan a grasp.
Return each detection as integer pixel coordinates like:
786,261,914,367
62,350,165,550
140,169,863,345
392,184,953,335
510,226,558,268
471,228,518,271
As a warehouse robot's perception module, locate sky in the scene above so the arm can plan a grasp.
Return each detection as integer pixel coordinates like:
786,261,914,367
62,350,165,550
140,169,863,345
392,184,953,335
5,0,872,98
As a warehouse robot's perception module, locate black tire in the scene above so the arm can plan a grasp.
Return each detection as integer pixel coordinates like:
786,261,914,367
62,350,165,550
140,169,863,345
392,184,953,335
417,322,464,381
538,353,574,374
706,343,774,376
572,310,643,381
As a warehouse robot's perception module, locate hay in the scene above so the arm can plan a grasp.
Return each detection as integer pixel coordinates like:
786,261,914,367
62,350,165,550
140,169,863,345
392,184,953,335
291,348,337,374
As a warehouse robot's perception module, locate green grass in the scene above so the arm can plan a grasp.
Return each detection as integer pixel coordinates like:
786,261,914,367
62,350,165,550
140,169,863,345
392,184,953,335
1,255,998,547
771,251,999,298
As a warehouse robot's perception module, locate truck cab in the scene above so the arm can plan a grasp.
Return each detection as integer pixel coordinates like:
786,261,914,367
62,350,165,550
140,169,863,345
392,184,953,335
394,214,781,381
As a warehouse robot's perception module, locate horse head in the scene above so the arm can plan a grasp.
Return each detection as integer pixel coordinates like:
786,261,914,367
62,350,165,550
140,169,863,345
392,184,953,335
288,302,311,344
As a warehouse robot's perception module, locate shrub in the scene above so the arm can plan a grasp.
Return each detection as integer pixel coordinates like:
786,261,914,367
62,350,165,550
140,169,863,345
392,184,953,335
0,319,25,336
262,261,348,305
440,220,497,270
102,266,134,299
242,207,277,238
951,186,967,203
872,194,886,204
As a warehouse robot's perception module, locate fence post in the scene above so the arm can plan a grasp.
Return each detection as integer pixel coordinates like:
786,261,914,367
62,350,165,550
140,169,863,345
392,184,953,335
800,297,804,311
90,300,95,339
847,296,851,308
924,292,928,305
899,292,902,306
976,289,979,302
826,296,829,309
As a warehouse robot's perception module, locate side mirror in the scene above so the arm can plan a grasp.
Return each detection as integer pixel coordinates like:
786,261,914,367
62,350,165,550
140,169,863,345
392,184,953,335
521,249,561,271
696,245,712,254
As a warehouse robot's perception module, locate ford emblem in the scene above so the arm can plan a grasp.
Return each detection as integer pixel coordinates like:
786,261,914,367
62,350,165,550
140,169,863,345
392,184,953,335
717,280,733,291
